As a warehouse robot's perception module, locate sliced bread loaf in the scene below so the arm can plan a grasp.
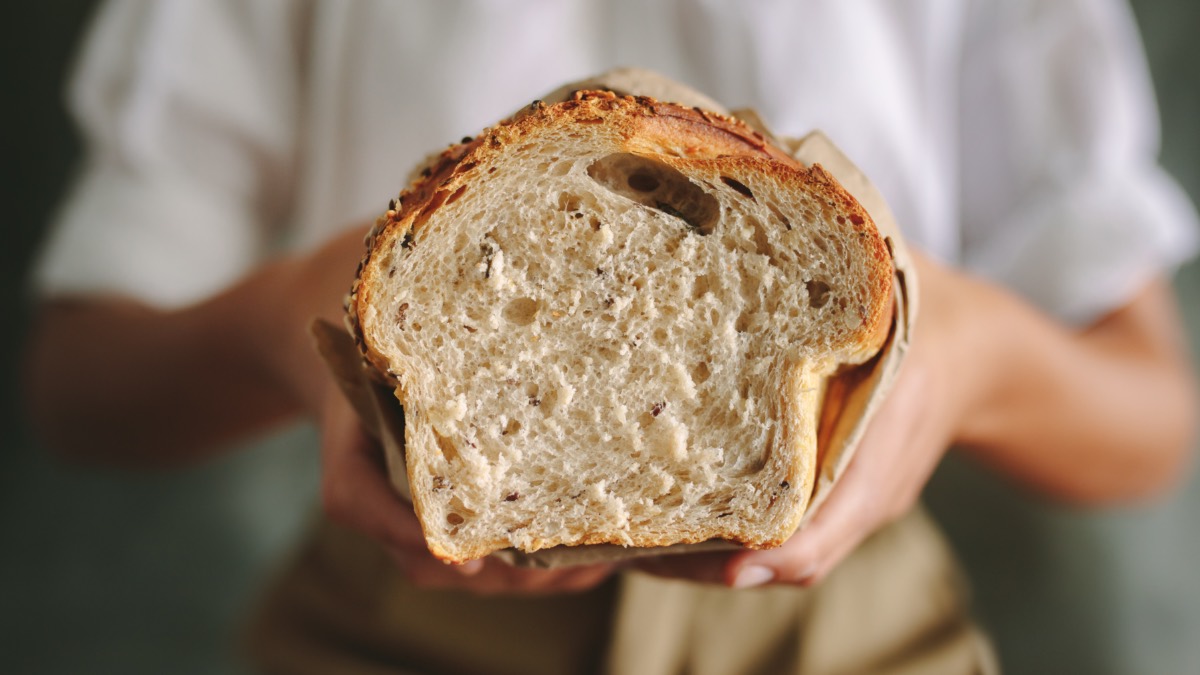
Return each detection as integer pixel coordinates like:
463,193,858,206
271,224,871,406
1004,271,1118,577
350,91,894,563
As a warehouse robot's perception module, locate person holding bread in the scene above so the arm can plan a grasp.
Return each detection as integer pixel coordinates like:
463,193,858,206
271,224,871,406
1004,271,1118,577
24,1,1198,673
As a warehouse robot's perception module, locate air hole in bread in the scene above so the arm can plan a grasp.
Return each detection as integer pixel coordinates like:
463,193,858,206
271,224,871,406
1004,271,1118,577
540,388,559,413
503,297,539,326
698,491,733,508
806,280,832,309
653,492,685,508
434,431,459,462
691,361,711,385
454,231,470,252
447,496,476,526
768,202,792,231
445,185,468,206
748,216,774,262
587,153,719,235
558,193,582,212
760,427,776,466
627,171,660,192
502,418,522,436
739,272,759,304
735,311,751,333
721,176,755,200
692,273,713,299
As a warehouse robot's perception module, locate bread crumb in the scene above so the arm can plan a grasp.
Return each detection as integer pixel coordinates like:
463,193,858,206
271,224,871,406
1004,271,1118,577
649,466,676,496
558,381,576,409
649,413,689,462
487,249,506,288
613,402,628,425
429,393,467,434
670,362,697,400
675,236,697,262
598,223,614,247
638,294,659,320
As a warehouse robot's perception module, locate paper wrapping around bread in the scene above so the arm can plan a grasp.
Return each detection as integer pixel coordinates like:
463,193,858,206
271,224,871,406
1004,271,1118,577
312,68,916,568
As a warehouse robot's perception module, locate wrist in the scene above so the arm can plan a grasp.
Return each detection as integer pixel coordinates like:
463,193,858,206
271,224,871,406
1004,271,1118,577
911,256,1008,449
235,254,323,415
253,226,373,416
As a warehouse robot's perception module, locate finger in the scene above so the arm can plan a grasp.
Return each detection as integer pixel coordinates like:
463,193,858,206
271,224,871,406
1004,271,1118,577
516,563,615,593
729,453,886,587
395,550,484,576
727,507,855,588
400,555,504,592
633,551,732,585
728,360,944,588
320,392,426,552
400,557,611,595
457,558,486,575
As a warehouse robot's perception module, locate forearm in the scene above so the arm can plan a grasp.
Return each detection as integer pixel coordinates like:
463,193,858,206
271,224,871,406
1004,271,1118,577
24,260,298,466
23,226,368,467
943,264,1198,503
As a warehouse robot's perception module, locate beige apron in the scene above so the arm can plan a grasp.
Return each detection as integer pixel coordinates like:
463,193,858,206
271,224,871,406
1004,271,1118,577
243,508,997,675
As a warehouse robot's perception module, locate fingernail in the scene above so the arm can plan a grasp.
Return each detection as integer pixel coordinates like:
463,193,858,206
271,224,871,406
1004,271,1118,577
732,565,775,589
458,559,484,575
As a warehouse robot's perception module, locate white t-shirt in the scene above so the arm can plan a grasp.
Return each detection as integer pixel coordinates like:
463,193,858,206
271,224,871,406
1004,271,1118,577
36,0,1198,325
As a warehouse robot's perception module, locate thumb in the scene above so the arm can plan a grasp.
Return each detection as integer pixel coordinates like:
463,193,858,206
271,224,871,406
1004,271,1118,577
727,488,872,588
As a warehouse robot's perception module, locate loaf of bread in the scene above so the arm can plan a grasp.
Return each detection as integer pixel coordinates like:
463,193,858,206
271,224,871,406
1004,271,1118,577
349,91,894,564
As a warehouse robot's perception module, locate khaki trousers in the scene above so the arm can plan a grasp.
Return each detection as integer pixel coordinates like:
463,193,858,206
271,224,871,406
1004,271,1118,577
245,508,997,675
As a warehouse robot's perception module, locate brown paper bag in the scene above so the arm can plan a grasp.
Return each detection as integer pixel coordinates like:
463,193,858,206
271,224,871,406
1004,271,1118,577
310,69,917,568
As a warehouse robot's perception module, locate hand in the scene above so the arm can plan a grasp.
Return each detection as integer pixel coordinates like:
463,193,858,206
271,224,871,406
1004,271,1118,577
637,253,989,588
276,227,616,595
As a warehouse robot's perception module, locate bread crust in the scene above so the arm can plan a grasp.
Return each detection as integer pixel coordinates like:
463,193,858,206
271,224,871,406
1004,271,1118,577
347,91,895,562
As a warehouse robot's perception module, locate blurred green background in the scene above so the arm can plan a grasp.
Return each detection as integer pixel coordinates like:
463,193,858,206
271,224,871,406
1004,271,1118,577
1,2,1197,673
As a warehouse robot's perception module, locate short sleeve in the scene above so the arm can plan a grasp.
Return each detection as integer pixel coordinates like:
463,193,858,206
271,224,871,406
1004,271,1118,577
32,0,304,308
958,0,1199,325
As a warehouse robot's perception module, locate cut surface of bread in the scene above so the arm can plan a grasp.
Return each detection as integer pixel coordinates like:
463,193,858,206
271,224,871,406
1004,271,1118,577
350,92,893,563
